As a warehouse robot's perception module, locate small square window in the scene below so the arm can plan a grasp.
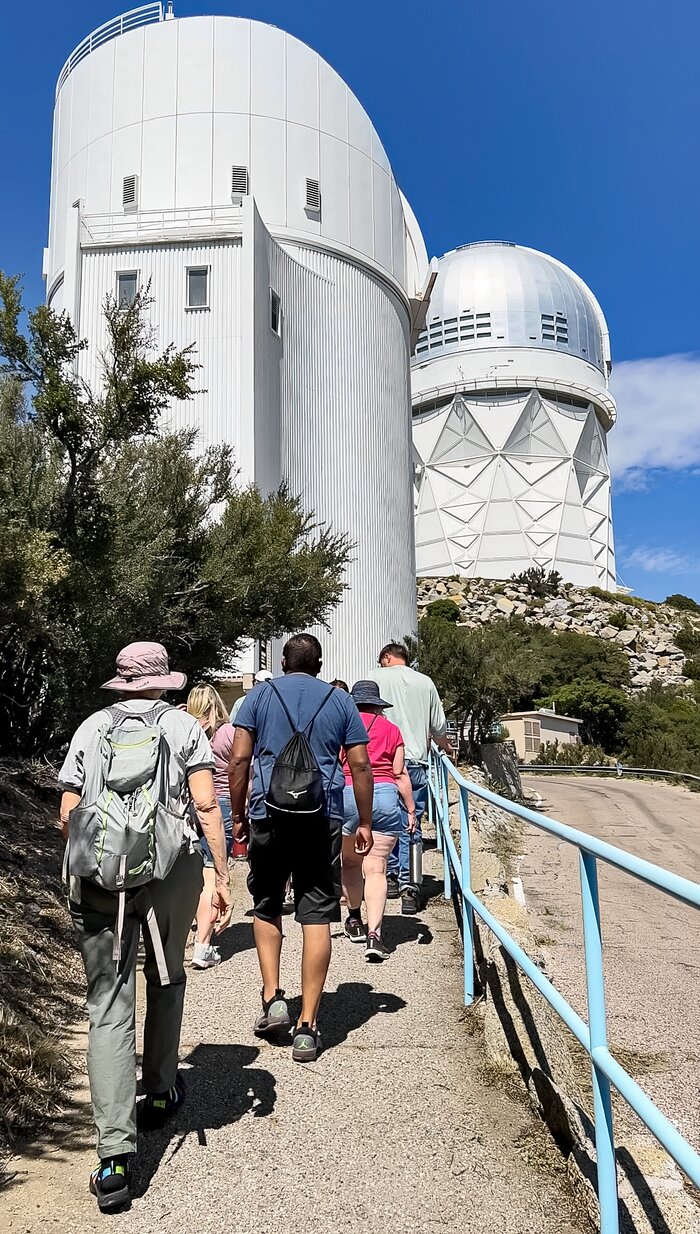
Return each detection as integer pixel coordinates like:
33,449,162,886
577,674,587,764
116,271,138,308
186,267,209,309
270,289,281,336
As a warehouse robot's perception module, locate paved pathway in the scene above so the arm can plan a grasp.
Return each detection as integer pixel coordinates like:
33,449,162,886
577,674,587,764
3,847,586,1234
521,775,700,1151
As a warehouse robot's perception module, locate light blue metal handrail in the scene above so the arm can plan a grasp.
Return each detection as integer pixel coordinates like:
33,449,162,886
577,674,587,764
428,748,700,1234
520,762,700,784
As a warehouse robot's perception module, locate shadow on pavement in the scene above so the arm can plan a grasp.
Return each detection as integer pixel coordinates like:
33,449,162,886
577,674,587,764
385,916,433,948
283,981,406,1051
132,1043,275,1198
215,919,256,962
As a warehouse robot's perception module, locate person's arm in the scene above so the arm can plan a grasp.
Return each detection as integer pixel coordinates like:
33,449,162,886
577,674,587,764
429,683,453,754
188,768,233,933
392,743,416,832
59,790,81,842
229,726,255,841
345,742,374,855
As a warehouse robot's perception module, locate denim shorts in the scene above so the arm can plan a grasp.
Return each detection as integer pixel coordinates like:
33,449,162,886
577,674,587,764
342,782,402,837
199,797,234,868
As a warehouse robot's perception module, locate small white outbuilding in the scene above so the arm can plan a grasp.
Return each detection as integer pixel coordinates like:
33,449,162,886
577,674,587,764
500,709,581,763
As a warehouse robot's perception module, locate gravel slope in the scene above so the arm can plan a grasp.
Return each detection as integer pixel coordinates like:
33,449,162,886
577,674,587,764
522,774,700,1151
2,847,585,1234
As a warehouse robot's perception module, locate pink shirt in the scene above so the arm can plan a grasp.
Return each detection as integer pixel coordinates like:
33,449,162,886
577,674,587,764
343,711,403,785
210,722,235,798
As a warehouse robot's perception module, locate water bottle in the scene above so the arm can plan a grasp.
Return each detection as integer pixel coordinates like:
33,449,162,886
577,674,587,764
409,836,423,886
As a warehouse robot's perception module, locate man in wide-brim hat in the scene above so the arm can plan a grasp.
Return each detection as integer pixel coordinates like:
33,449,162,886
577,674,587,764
58,641,232,1213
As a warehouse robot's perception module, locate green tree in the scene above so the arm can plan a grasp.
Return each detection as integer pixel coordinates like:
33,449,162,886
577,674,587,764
422,598,460,624
510,623,630,705
535,681,631,752
666,593,700,614
0,276,350,755
409,619,543,755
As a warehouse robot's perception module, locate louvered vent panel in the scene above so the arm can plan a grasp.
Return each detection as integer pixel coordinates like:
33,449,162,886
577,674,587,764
305,178,321,213
122,175,138,210
231,165,249,196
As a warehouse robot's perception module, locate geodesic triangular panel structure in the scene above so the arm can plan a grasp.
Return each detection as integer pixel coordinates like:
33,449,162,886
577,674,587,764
413,390,616,586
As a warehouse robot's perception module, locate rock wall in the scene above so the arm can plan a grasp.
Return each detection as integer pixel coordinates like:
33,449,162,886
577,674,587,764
418,577,699,692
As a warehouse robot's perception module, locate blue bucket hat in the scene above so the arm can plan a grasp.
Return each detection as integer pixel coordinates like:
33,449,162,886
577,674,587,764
351,680,392,709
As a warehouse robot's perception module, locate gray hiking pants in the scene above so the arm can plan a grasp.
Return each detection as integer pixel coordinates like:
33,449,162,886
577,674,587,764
69,848,203,1158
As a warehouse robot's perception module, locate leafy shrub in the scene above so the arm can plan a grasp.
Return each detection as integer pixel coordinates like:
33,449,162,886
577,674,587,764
533,740,611,767
666,593,700,614
587,587,656,610
608,610,628,630
422,598,460,624
675,625,700,656
511,566,562,598
683,658,700,680
535,680,631,752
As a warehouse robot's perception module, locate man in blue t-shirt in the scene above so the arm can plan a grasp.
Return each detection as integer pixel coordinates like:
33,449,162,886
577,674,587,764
229,633,373,1063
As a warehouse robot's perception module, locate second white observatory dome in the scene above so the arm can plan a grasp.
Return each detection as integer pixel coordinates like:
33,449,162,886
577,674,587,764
412,241,617,588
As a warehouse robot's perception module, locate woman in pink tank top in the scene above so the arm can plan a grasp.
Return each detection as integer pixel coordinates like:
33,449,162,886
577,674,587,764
340,680,416,961
187,684,235,970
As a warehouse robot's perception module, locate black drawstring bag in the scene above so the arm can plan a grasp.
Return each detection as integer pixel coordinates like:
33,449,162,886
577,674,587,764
264,682,335,824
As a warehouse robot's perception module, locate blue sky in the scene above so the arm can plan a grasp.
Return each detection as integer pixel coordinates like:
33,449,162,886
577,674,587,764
2,0,699,599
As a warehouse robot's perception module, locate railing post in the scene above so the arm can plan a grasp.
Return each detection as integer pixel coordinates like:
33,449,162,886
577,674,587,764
441,758,451,902
460,785,474,1005
579,851,619,1234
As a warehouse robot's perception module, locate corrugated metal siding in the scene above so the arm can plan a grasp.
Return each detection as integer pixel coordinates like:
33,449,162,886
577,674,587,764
78,239,244,464
272,242,417,683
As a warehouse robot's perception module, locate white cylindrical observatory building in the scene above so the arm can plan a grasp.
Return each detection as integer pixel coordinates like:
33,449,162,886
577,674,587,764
45,4,427,680
412,242,617,588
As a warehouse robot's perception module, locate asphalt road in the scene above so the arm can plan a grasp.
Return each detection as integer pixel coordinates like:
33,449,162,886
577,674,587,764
521,775,700,1150
2,848,586,1234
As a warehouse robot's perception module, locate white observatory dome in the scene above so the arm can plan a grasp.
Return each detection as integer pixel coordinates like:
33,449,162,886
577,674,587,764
414,241,610,377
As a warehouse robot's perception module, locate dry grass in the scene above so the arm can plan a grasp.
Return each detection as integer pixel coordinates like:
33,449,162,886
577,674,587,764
0,762,84,1166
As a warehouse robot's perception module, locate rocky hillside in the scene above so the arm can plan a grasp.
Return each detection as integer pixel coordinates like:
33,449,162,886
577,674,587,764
417,577,700,691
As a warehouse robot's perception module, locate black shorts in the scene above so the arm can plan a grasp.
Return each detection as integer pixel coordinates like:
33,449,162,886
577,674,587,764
247,814,342,926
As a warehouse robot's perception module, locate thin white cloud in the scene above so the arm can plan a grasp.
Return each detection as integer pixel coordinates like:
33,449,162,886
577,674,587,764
623,546,695,574
609,353,700,485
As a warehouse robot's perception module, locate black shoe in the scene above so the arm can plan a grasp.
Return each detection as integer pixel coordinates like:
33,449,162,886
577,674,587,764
344,915,366,943
386,875,400,900
138,1074,185,1129
254,988,292,1037
401,886,420,915
292,1022,322,1062
89,1156,131,1212
365,932,391,962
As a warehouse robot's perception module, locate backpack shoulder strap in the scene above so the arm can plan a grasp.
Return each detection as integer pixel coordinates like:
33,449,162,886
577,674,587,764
267,680,335,745
267,681,297,734
306,686,336,738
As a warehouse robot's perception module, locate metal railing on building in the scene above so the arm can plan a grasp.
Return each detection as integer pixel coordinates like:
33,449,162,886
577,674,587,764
428,747,700,1234
56,4,164,97
80,205,245,248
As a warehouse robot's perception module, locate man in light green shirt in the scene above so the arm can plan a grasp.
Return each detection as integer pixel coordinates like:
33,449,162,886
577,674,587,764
367,643,452,913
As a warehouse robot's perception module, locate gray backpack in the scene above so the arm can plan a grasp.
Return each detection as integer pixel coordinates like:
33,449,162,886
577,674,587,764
66,703,191,978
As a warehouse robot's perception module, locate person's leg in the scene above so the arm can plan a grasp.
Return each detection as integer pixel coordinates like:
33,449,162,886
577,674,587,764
253,915,284,1001
299,923,332,1026
70,880,140,1158
399,763,429,889
140,849,203,1096
341,834,364,917
195,866,217,946
294,816,342,1035
363,832,396,934
247,819,289,1005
